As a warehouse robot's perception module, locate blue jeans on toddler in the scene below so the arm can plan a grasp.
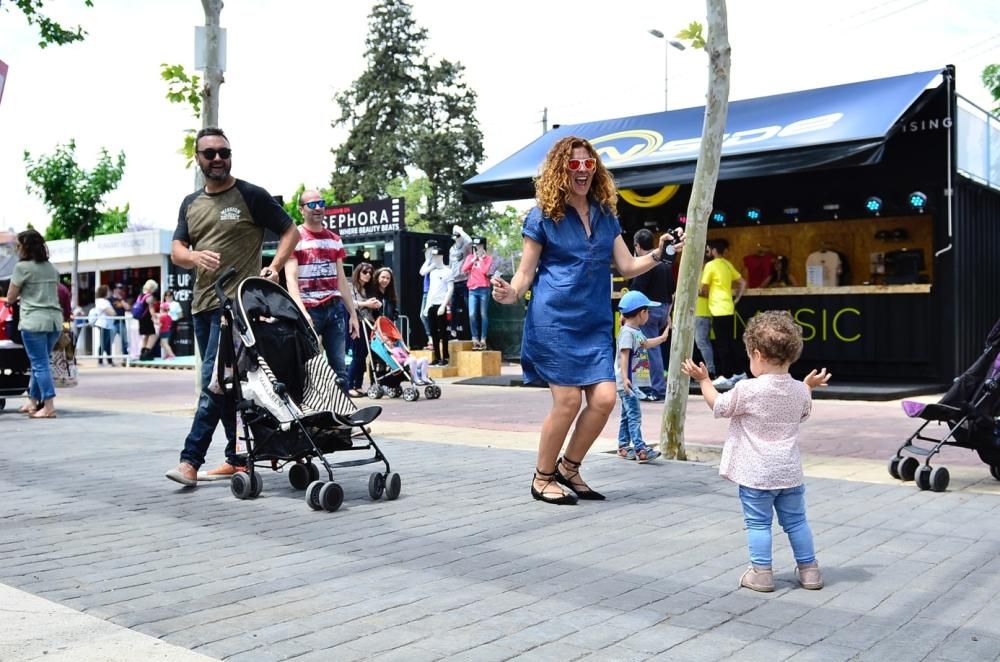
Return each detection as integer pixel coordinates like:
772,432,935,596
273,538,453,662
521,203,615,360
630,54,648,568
739,484,816,567
617,389,649,451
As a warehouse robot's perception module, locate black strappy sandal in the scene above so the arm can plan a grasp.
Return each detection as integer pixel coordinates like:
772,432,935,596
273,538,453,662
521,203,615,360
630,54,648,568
531,468,577,505
556,456,606,501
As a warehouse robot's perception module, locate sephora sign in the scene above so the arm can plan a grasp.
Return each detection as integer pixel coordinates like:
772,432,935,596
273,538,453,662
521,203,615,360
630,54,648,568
323,197,405,238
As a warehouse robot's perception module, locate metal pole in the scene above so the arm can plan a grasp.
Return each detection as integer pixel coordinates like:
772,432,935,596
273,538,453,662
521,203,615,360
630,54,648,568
664,40,669,111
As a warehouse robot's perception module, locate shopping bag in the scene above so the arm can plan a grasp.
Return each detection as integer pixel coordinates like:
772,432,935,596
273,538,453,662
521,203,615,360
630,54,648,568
50,348,79,388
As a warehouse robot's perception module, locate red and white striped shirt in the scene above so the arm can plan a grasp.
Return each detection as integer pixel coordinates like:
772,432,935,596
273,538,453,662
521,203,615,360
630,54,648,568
294,225,347,308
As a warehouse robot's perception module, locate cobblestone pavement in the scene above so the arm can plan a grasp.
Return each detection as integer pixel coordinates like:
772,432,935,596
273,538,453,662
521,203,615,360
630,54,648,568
3,406,1000,661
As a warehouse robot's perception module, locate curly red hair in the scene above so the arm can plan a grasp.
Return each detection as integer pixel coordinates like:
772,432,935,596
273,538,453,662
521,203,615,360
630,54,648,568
534,136,618,222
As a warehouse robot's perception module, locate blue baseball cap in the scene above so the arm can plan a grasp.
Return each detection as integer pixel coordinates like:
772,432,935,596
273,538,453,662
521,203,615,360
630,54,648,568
619,290,662,314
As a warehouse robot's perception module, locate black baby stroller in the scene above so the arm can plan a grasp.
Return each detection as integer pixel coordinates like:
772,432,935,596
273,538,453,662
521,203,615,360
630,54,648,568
888,317,1000,492
213,268,401,512
362,315,442,402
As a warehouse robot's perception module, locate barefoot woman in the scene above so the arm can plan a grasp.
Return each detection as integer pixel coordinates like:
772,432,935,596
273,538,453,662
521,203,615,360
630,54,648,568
492,136,681,504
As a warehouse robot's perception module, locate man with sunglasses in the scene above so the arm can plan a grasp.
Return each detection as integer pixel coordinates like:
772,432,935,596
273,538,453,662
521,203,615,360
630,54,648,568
285,189,359,385
165,126,299,487
629,228,676,401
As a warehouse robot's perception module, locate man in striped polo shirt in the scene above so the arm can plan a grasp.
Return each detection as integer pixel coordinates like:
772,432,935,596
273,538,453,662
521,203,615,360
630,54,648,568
288,190,358,384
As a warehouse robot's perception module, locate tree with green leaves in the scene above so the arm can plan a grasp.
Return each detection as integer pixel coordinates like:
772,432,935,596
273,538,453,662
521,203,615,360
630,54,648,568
411,58,490,232
160,63,202,168
982,64,1000,114
331,0,426,203
23,141,126,306
3,0,93,48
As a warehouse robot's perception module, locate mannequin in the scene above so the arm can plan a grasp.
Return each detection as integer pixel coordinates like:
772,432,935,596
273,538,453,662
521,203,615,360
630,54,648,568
417,239,437,348
420,248,454,366
448,225,473,340
461,236,494,350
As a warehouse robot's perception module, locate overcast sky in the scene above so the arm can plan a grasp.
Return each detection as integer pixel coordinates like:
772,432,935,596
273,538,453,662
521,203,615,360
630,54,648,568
1,0,997,232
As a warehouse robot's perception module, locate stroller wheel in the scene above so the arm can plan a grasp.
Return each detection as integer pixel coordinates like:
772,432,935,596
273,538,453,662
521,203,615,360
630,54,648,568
250,471,264,498
319,482,344,512
288,463,311,490
425,385,442,400
367,384,383,399
991,465,1000,481
915,466,932,491
385,472,402,501
888,457,901,480
390,386,403,399
403,387,419,402
307,461,321,483
368,472,385,500
305,480,325,510
231,472,253,500
898,457,919,482
929,466,950,492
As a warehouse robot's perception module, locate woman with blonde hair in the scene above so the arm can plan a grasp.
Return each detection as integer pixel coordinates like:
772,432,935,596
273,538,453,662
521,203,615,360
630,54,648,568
136,279,159,360
492,136,682,504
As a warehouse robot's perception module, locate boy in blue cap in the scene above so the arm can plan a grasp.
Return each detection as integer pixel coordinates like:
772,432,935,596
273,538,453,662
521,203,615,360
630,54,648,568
616,291,671,462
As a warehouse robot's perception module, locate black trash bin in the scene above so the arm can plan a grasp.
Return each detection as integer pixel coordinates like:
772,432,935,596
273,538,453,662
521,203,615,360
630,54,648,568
172,318,195,357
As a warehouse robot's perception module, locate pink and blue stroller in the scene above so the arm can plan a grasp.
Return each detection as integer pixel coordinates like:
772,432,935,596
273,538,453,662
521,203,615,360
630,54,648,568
364,316,442,402
888,316,1000,492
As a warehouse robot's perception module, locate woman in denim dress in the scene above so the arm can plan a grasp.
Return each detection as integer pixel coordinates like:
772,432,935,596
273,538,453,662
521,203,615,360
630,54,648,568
492,136,682,504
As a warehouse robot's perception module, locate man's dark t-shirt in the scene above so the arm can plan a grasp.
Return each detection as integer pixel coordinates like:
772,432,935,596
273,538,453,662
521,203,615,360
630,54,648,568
630,260,675,307
173,179,292,314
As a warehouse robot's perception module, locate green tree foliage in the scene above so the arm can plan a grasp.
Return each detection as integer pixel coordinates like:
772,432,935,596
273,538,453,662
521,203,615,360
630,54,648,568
4,0,93,48
331,0,426,202
982,64,1000,114
675,21,706,49
412,58,491,232
330,0,488,235
24,140,126,304
160,63,202,168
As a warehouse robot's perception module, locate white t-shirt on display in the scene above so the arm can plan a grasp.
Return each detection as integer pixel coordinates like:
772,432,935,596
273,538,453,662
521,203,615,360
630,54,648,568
805,250,842,286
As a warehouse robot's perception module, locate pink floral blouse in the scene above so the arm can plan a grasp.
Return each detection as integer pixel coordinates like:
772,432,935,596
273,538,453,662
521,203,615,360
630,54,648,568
713,373,812,489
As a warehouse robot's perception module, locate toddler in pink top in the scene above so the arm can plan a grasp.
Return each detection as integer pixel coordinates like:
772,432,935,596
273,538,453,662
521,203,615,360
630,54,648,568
682,311,831,593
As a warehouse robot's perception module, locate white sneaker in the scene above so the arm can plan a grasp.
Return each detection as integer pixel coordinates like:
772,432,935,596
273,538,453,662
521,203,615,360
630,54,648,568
711,375,732,387
730,372,748,384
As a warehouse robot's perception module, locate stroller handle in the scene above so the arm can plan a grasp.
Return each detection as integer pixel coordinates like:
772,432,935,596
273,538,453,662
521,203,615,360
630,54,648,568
214,267,239,306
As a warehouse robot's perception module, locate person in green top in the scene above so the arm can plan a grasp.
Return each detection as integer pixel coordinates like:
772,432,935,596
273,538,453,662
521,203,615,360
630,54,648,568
6,229,63,418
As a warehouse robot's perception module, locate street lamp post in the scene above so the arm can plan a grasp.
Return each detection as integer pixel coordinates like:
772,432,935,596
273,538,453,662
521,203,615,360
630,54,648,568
648,28,686,111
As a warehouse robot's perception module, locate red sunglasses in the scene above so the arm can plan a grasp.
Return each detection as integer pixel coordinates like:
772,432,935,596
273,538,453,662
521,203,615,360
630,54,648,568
567,157,597,171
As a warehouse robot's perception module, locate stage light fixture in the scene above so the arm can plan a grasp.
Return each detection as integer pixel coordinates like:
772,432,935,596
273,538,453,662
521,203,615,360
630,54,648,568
783,207,800,222
745,207,762,222
864,196,883,216
711,210,726,224
822,203,840,220
908,191,927,212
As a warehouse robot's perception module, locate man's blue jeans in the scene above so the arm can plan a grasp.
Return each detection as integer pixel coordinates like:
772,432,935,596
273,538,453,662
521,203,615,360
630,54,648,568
739,484,816,567
694,316,716,376
21,329,61,403
179,308,239,469
307,300,347,385
617,389,649,451
640,304,668,398
468,287,490,342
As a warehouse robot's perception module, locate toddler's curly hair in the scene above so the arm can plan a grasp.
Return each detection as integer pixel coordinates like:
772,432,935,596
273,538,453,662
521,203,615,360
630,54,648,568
743,311,803,365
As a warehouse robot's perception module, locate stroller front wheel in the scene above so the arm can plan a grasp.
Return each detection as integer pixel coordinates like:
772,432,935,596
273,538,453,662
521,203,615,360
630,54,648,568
306,480,325,510
319,482,344,512
367,384,383,399
231,472,253,500
403,387,419,402
368,472,385,500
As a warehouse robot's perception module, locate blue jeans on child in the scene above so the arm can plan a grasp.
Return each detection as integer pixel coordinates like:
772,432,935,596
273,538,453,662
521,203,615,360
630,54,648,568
468,287,489,341
179,308,240,469
739,484,816,567
617,389,649,451
21,329,61,403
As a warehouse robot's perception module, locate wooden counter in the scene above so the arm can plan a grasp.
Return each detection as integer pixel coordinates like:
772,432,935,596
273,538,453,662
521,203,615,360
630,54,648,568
743,284,931,296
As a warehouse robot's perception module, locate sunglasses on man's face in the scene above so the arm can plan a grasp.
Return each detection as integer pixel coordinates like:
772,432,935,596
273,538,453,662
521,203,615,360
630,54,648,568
198,148,232,160
567,158,596,171
302,200,325,210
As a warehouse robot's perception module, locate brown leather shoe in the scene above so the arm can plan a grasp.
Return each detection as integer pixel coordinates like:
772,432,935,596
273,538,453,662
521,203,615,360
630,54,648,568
796,563,824,589
739,565,774,592
165,462,197,486
198,462,247,481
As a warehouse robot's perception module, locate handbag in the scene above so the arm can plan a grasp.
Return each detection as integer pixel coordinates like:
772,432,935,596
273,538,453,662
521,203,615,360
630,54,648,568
50,335,79,388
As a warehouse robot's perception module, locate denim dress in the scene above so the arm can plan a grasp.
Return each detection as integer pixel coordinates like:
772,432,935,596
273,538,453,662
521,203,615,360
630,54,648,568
521,203,620,386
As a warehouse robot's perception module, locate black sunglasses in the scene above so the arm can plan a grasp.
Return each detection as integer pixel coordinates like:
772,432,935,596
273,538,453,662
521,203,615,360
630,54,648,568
198,148,232,160
301,200,326,209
